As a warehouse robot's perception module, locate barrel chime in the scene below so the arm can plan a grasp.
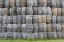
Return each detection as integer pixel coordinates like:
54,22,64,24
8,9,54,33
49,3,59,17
0,0,64,39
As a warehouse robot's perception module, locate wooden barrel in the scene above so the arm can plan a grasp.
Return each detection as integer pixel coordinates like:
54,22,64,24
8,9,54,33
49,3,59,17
26,15,32,24
16,0,21,7
52,16,56,23
47,32,52,39
2,33,7,39
17,7,22,15
57,32,62,39
52,24,56,32
52,8,57,15
5,0,10,8
21,0,26,7
26,7,33,15
38,32,43,39
10,0,16,7
13,16,17,24
38,7,42,15
56,24,61,32
52,32,57,39
0,24,2,32
57,8,61,16
27,33,34,40
42,0,47,7
42,23,47,32
22,15,26,24
61,1,64,8
37,15,42,23
61,8,64,15
56,0,60,8
3,16,7,24
51,0,56,7
17,15,22,24
26,24,33,33
56,16,61,24
22,33,27,39
33,33,38,39
38,23,43,32
32,15,37,24
42,7,47,15
62,31,64,38
47,24,51,32
47,7,52,15
43,32,47,39
33,0,38,6
22,24,26,33
0,16,3,24
61,23,64,31
12,24,17,32
17,24,22,32
0,0,4,8
0,8,3,16
3,8,9,16
27,0,33,7
22,7,26,15
0,33,3,39
7,24,12,32
13,32,17,39
46,15,51,24
38,0,43,6
47,0,51,7
33,24,38,32
42,15,46,23
16,33,22,39
33,7,37,15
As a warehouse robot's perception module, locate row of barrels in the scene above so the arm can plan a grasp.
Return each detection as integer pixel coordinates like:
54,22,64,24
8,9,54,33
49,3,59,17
0,32,64,39
0,7,64,15
0,23,64,32
1,15,64,24
0,0,64,7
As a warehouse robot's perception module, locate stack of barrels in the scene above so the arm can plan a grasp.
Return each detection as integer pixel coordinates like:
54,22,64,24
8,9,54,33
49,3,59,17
0,0,64,40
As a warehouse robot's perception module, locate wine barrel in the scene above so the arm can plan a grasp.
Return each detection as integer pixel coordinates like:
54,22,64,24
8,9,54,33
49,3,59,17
47,0,51,7
61,8,64,15
10,0,16,7
5,0,10,8
7,16,12,24
26,24,33,33
0,0,4,8
38,23,43,32
16,33,22,39
27,0,33,7
56,16,61,24
57,32,62,39
26,15,32,24
12,24,17,32
61,16,64,23
43,32,47,39
52,32,57,39
13,32,17,39
0,8,3,16
57,8,61,16
47,24,51,32
2,33,7,39
52,8,57,15
47,32,52,39
38,32,43,39
33,24,38,32
37,15,42,23
17,15,22,24
42,15,46,23
33,0,38,6
0,16,3,24
38,0,43,6
33,33,38,39
7,24,12,32
22,7,26,15
26,7,33,15
42,23,47,32
52,16,56,23
22,33,27,39
3,16,7,24
52,24,56,32
0,24,2,32
42,0,47,7
38,7,43,15
16,0,21,7
32,15,37,24
61,1,64,8
42,7,47,15
33,7,37,15
47,7,52,15
61,23,64,31
62,31,64,38
13,16,17,24
0,33,3,39
22,24,26,33
51,0,56,7
21,0,26,7
17,7,22,15
22,15,26,24
56,0,60,8
46,15,51,24
7,32,13,39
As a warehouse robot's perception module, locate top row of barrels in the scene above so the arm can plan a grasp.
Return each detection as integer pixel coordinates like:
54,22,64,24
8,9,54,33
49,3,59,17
0,0,64,8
